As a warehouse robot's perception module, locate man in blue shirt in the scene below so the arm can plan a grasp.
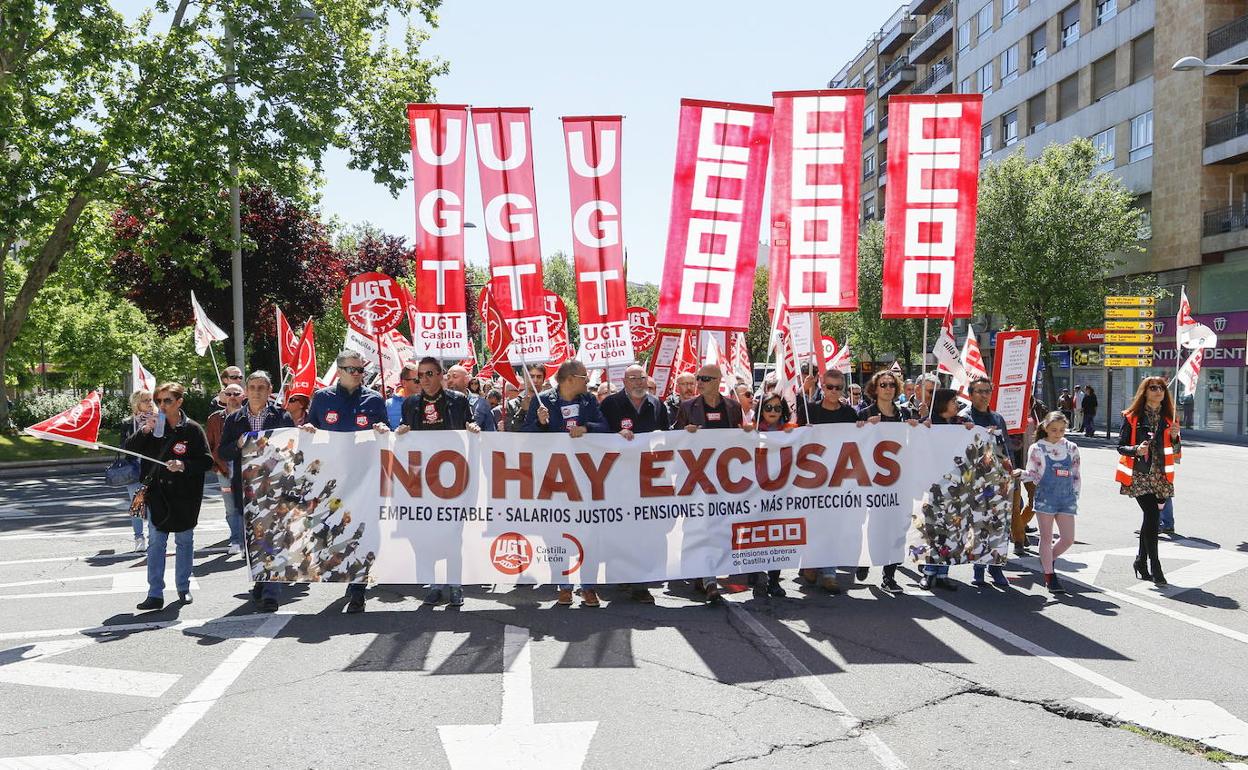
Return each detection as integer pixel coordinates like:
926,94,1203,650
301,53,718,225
446,364,497,432
302,350,391,613
958,375,1015,586
523,359,609,606
386,362,422,429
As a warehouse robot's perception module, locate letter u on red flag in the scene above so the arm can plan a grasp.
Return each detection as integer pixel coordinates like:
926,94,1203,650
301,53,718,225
657,99,773,331
770,90,864,312
472,107,550,364
882,95,982,318
562,115,635,368
408,104,471,358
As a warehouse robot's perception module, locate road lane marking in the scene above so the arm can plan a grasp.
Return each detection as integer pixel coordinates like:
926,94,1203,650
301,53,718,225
0,639,180,698
0,524,227,541
727,602,908,769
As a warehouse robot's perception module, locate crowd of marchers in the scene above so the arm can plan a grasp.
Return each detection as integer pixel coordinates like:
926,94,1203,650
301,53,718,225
116,354,1183,613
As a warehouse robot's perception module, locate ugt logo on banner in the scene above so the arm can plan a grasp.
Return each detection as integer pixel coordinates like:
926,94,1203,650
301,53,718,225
342,272,405,337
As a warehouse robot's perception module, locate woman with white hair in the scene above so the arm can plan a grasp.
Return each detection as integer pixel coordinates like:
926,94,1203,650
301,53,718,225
119,389,156,552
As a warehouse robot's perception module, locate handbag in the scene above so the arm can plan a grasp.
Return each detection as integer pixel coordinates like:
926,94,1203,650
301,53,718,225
105,456,141,487
129,485,148,518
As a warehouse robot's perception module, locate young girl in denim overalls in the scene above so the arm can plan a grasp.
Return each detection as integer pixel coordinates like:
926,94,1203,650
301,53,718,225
1018,411,1081,594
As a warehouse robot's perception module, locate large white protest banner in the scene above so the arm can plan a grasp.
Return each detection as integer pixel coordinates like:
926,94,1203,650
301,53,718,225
241,424,1012,585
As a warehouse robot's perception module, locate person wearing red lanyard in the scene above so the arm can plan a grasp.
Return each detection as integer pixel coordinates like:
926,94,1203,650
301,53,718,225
523,360,610,606
855,371,919,593
672,364,755,604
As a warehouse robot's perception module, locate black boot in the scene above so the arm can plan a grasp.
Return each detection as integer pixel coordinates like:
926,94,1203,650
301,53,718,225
1132,557,1152,581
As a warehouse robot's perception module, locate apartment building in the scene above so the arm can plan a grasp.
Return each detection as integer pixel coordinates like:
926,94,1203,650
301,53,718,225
829,0,1248,438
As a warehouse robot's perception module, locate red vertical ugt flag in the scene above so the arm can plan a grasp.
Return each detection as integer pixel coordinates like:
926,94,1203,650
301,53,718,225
561,115,635,369
769,90,864,312
882,95,982,318
658,99,772,331
407,104,471,359
472,107,549,364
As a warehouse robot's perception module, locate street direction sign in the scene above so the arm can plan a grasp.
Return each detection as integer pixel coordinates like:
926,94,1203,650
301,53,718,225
1104,356,1154,367
1104,321,1154,331
1103,345,1155,356
1104,307,1156,319
1104,333,1154,343
1104,296,1156,306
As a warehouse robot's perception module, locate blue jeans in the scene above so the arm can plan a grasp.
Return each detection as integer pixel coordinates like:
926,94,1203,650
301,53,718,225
125,483,145,538
217,472,242,546
1160,498,1174,530
146,524,193,597
921,565,950,577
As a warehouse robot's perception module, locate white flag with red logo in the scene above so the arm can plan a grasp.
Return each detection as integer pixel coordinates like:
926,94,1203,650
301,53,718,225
288,320,318,401
131,354,156,393
24,391,102,448
729,332,752,386
826,337,852,373
1177,347,1204,397
561,115,634,368
951,323,988,402
190,291,228,355
276,307,300,371
932,303,970,384
1177,287,1217,350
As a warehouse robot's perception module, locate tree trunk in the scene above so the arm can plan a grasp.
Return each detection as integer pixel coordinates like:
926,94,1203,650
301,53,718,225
1038,319,1057,412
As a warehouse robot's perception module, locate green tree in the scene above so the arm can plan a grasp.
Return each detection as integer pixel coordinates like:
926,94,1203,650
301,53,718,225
542,251,580,348
850,221,925,375
975,139,1146,402
0,0,444,428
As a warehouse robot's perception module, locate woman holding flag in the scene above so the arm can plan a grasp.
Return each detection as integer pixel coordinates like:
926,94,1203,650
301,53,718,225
1116,377,1181,586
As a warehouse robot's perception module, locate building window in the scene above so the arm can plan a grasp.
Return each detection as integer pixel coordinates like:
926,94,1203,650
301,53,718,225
978,61,994,96
1028,92,1047,134
1132,31,1154,83
981,124,993,157
1061,3,1080,49
1002,45,1019,85
1058,74,1079,120
1137,210,1152,240
1002,110,1019,147
1002,0,1019,21
1096,0,1118,26
864,106,875,133
1030,26,1047,67
959,21,972,51
864,66,876,92
863,194,876,221
1091,127,1115,172
1130,111,1154,161
978,3,993,39
961,76,973,94
863,150,875,178
1092,54,1116,101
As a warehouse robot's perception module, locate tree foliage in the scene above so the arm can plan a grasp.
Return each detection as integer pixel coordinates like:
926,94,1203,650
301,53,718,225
0,0,444,426
848,221,925,374
975,139,1146,398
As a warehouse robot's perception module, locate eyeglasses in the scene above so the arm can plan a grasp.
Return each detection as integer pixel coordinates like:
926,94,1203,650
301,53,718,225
762,404,783,413
339,366,365,375
1147,384,1165,392
155,397,178,405
696,375,720,383
877,382,897,389
823,383,843,391
624,374,647,381
971,388,992,395
223,374,242,381
417,371,440,379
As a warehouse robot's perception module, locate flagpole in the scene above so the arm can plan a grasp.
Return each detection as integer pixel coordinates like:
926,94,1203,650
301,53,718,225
921,317,929,377
96,442,173,468
206,341,223,386
1173,286,1184,403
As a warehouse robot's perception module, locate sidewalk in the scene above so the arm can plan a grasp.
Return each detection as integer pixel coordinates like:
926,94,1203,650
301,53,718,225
1067,428,1248,448
0,456,111,479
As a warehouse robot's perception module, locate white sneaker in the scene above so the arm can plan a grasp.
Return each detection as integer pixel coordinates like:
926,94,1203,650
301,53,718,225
228,543,241,556
133,536,146,553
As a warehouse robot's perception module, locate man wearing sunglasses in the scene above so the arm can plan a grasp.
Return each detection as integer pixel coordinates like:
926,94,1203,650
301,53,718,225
804,368,862,426
303,350,391,613
208,366,245,412
959,375,1016,586
671,364,753,605
386,362,424,429
395,356,480,607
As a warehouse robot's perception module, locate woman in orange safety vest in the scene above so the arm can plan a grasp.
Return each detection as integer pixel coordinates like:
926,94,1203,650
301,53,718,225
1115,376,1181,586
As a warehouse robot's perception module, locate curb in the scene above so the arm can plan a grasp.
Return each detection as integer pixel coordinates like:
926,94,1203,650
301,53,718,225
0,457,111,479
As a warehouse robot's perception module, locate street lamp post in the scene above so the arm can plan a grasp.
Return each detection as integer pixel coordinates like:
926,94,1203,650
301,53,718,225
224,6,318,368
1172,56,1248,73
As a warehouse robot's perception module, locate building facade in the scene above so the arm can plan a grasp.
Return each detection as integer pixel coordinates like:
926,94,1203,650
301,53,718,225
830,0,1248,438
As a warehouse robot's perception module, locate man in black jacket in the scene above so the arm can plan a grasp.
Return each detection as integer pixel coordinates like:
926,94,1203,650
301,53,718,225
219,371,294,612
395,357,481,607
125,382,214,611
600,364,671,603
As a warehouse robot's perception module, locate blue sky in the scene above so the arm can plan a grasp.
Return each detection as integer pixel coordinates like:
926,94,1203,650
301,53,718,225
318,1,891,283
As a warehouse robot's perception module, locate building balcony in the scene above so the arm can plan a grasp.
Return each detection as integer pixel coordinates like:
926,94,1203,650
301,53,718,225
879,112,889,142
908,0,942,15
1207,14,1248,66
907,4,953,64
880,9,918,55
1204,107,1248,164
1201,204,1248,254
913,57,953,94
880,56,916,96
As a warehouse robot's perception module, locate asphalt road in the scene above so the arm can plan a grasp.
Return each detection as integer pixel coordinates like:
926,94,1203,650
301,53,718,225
1,436,1246,769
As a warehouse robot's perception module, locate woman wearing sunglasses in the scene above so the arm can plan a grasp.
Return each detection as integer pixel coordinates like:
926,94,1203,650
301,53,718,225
1116,377,1181,586
856,371,919,593
750,392,794,598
